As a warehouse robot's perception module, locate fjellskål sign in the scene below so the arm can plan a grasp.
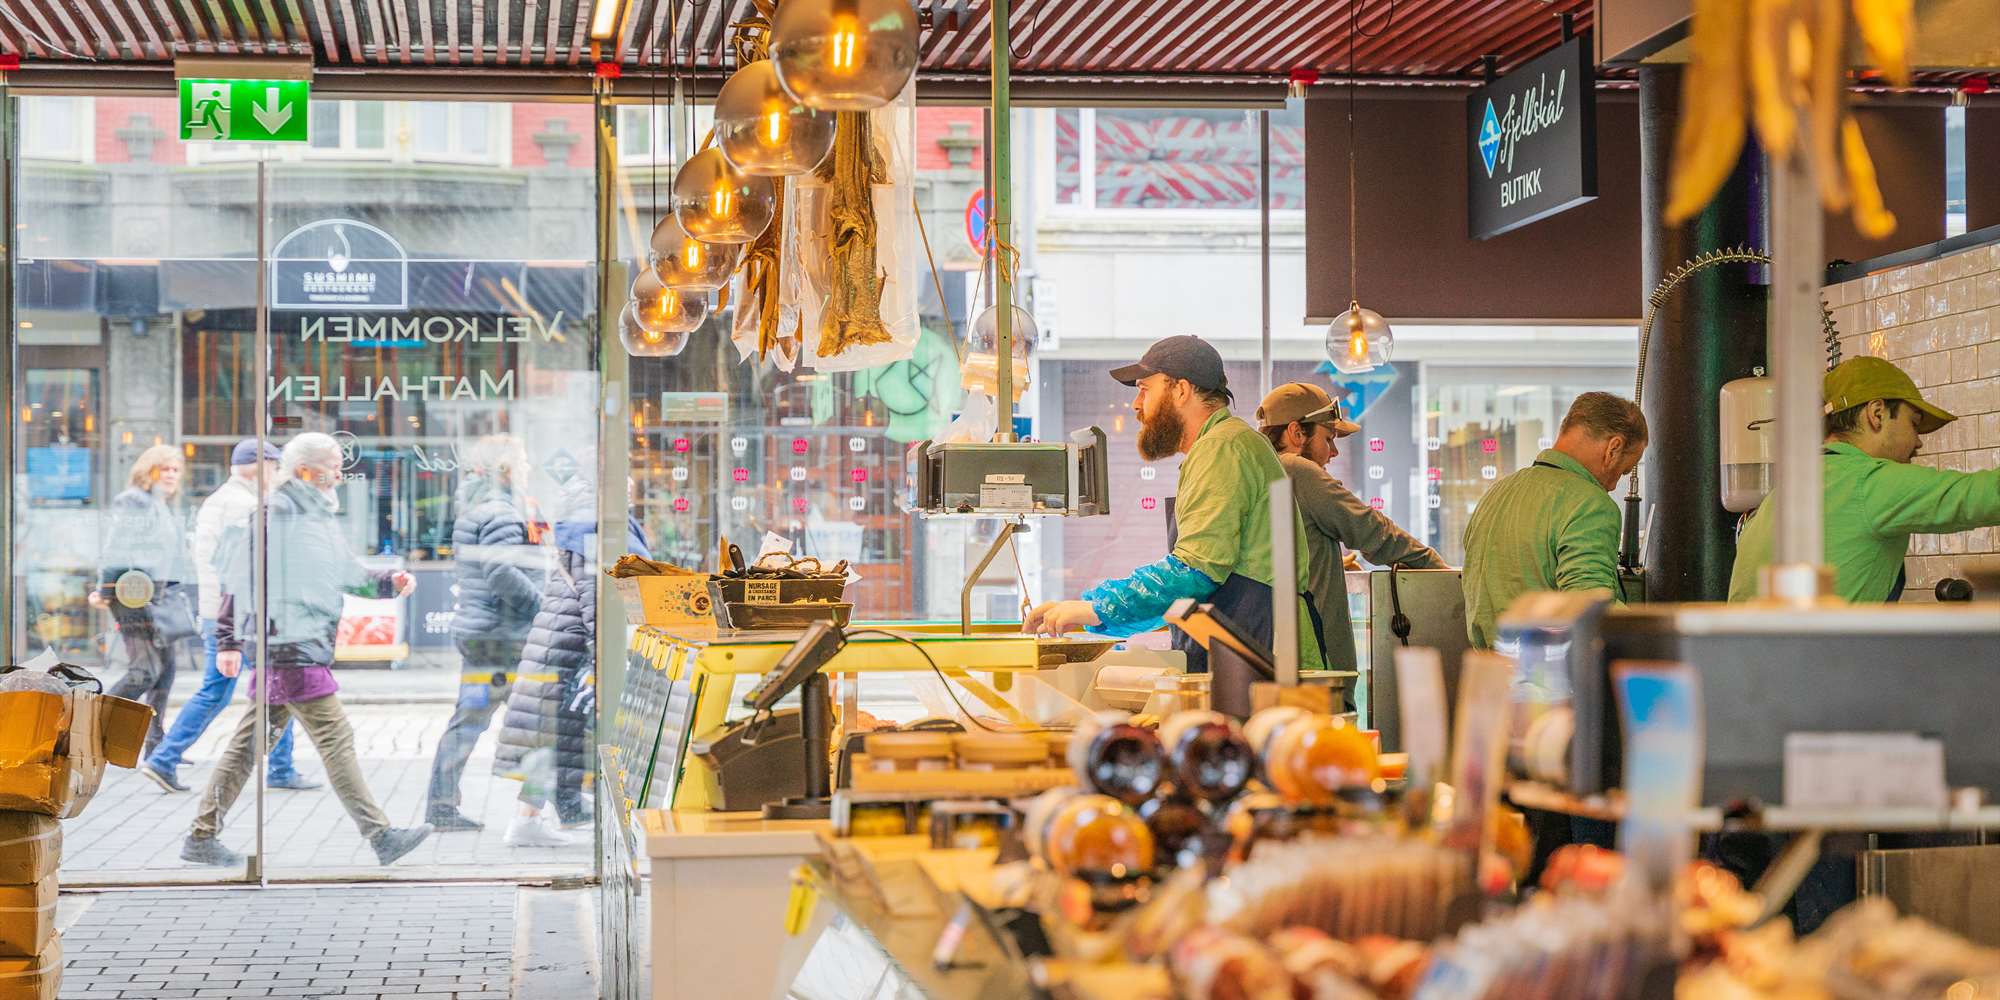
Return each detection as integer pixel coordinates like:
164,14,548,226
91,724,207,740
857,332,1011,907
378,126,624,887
1467,34,1596,240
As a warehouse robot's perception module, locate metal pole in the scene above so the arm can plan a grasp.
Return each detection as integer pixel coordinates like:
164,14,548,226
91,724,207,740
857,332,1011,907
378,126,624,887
1,82,14,662
991,0,1014,440
1270,477,1298,686
1259,109,1273,400
1764,151,1825,601
252,151,270,884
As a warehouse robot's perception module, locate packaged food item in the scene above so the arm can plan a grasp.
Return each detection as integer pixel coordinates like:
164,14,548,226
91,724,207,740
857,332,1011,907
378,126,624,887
1168,925,1292,1000
1043,794,1154,880
1270,715,1380,804
863,731,954,772
1158,710,1255,803
929,800,1014,850
952,733,1046,771
1067,711,1164,805
0,934,59,1000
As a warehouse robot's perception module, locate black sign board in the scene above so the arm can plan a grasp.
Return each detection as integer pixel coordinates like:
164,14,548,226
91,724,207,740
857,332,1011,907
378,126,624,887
1468,34,1597,240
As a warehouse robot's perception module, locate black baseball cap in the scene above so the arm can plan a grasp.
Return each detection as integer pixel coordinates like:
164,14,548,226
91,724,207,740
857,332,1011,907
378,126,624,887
1110,335,1231,401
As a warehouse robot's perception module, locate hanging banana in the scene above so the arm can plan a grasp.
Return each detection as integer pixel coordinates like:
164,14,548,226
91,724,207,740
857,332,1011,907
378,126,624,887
1665,0,1912,239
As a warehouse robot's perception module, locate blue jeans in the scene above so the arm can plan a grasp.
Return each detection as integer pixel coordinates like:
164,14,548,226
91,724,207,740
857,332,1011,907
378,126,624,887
146,620,299,781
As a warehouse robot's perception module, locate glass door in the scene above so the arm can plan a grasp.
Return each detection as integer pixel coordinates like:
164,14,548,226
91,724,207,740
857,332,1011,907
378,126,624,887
9,93,257,883
6,92,602,883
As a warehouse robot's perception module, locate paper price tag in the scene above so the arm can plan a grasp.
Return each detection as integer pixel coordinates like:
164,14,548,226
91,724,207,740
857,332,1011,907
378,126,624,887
979,483,1033,512
744,580,782,605
1784,732,1947,810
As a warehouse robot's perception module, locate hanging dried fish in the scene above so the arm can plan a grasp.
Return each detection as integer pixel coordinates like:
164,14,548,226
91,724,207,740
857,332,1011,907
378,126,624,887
739,180,798,361
814,110,893,357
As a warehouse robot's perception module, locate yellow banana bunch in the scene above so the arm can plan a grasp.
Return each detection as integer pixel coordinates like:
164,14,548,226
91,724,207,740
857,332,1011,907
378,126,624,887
1664,0,1910,239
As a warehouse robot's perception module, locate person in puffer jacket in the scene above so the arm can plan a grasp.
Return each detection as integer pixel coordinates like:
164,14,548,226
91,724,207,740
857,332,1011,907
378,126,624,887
425,434,545,833
491,474,652,847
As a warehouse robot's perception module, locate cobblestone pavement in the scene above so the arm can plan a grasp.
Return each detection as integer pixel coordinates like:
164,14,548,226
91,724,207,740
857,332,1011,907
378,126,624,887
63,698,593,883
54,884,599,1000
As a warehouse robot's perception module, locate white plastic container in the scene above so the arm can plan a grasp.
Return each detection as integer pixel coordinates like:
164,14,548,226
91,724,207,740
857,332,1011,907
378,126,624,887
1718,375,1775,513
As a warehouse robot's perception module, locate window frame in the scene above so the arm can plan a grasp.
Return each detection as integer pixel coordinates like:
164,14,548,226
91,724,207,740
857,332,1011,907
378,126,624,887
1035,107,1306,223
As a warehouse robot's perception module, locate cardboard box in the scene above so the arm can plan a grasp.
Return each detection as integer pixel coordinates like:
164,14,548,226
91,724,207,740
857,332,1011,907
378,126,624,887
0,877,53,959
0,687,151,818
613,575,716,628
0,816,58,885
0,934,58,1000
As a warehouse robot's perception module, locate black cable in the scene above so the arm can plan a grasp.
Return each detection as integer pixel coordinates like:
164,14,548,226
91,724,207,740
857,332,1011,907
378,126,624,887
843,627,1059,734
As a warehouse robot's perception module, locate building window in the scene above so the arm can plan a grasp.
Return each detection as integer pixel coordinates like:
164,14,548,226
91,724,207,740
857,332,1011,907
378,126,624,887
1043,107,1305,212
309,100,388,154
617,105,715,165
412,102,499,162
20,97,90,162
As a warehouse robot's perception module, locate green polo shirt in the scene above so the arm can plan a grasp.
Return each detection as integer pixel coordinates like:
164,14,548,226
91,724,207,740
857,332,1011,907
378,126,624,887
1729,442,2000,603
1460,448,1622,649
1174,408,1325,671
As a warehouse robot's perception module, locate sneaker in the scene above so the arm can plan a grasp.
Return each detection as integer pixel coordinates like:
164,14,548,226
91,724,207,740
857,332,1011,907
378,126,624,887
141,759,190,793
503,813,574,848
425,806,484,832
180,836,242,867
371,825,435,866
267,773,323,791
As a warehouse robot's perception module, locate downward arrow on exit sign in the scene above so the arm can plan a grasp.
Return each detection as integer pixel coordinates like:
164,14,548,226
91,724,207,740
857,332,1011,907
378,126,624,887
179,78,310,143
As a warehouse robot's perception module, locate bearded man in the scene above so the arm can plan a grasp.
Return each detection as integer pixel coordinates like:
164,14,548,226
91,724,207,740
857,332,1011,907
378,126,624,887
1026,336,1326,674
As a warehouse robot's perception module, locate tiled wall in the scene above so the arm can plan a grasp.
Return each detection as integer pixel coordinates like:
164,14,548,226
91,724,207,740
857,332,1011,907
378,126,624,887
1824,238,2000,599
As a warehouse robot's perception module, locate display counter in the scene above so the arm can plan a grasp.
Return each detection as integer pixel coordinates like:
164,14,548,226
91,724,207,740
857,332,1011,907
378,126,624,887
639,809,832,1000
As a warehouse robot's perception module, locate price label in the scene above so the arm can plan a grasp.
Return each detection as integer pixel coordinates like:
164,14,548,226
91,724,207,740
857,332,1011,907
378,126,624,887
745,580,782,605
1784,733,1947,810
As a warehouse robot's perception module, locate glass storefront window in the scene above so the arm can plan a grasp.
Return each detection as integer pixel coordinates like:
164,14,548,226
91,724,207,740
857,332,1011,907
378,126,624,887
1047,107,1305,211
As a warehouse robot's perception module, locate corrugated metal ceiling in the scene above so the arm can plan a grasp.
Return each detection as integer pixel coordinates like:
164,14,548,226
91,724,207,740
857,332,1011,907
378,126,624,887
0,0,1597,83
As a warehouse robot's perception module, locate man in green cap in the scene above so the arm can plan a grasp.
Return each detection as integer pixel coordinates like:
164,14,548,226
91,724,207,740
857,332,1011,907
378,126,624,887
1460,392,1649,649
1729,356,2000,602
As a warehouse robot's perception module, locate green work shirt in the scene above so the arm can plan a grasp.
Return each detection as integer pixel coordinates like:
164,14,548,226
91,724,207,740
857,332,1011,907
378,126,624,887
1279,452,1448,672
1728,442,2000,603
1173,409,1325,671
1460,448,1622,649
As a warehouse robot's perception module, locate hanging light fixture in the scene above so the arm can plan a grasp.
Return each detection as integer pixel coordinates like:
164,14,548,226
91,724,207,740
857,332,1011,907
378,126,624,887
619,300,694,357
965,303,1037,401
630,267,708,340
651,216,740,290
673,146,777,244
1325,8,1392,375
769,0,918,111
715,59,838,175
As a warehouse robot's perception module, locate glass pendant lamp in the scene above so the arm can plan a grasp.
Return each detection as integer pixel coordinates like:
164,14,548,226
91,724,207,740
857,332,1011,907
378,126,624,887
769,0,919,111
625,268,707,359
1326,301,1393,374
715,59,837,175
650,216,740,290
672,147,776,244
620,300,693,357
963,304,1037,400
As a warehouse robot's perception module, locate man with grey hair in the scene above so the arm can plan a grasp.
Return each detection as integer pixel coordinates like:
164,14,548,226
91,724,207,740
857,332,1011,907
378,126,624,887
184,432,435,867
1460,392,1648,649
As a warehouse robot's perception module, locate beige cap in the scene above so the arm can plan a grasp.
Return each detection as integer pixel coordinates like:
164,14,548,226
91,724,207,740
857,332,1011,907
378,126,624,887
1256,383,1361,436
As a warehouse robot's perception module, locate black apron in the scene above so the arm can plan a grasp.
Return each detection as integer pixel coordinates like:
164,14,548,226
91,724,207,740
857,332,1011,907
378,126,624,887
1163,498,1327,676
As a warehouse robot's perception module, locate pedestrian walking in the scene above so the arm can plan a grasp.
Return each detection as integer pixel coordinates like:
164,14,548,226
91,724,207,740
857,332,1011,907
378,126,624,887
182,433,433,867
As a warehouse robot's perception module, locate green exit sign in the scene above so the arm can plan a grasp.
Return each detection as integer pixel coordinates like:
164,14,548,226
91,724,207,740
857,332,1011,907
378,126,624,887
178,78,310,143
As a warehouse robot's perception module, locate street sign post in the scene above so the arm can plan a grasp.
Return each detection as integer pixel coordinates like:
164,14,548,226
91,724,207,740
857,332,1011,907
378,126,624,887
179,79,310,143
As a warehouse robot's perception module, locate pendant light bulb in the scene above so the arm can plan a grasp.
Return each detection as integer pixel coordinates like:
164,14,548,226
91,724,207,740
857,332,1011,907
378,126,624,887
623,268,706,359
672,147,776,244
769,0,918,111
716,60,837,175
650,216,739,291
1327,300,1392,374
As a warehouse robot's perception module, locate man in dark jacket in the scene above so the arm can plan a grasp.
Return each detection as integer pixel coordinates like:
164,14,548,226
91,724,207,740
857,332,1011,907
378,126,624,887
183,433,433,867
425,435,545,831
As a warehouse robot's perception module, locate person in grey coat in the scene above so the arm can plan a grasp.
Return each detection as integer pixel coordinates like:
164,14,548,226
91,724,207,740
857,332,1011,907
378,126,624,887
1257,383,1448,674
91,444,199,759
